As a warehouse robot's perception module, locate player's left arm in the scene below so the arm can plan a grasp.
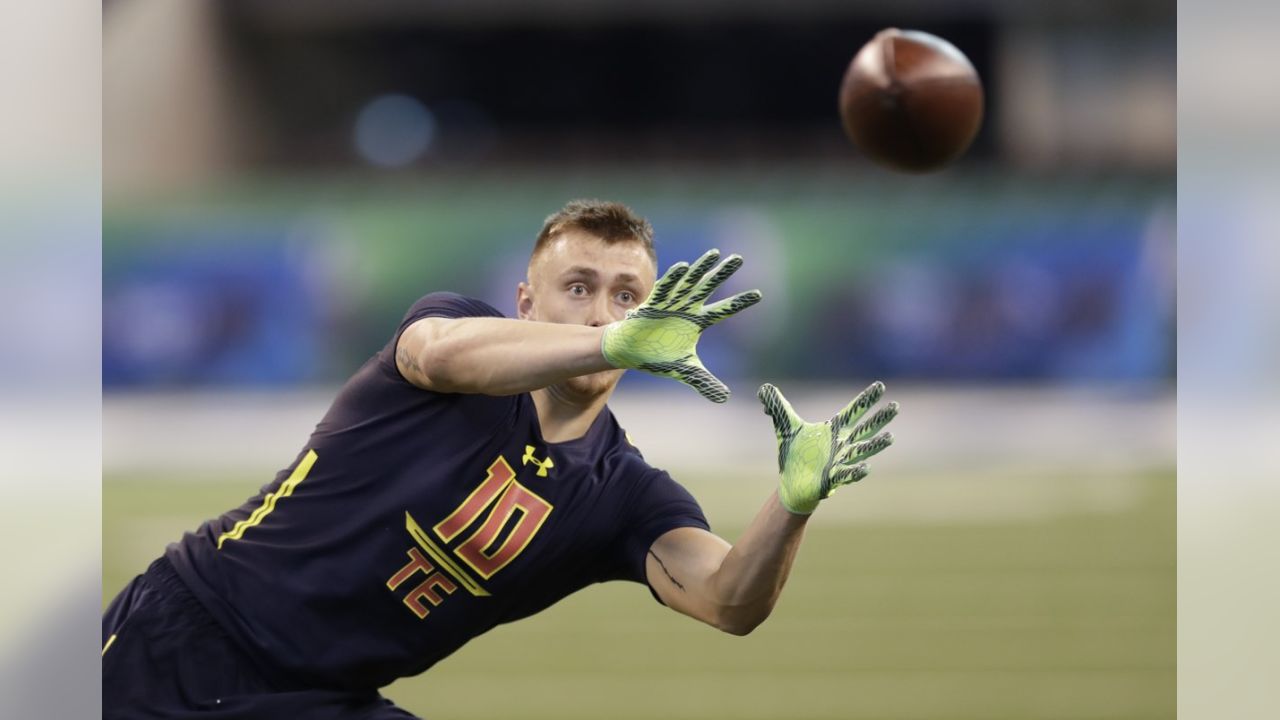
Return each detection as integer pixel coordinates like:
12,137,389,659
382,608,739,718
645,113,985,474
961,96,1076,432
645,497,808,636
645,381,898,635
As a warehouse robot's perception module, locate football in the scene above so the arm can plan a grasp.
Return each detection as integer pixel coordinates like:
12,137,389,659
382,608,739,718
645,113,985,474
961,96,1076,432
838,28,984,173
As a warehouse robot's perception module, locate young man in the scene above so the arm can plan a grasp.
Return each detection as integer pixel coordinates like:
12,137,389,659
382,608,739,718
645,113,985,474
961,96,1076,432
102,200,898,719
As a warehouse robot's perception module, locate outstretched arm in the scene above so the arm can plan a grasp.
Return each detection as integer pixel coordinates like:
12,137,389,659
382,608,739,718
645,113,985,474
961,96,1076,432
396,250,761,400
645,382,898,634
646,494,807,635
397,316,611,395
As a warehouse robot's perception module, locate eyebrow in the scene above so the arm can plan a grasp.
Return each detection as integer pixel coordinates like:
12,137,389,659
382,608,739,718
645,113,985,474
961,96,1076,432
561,266,642,284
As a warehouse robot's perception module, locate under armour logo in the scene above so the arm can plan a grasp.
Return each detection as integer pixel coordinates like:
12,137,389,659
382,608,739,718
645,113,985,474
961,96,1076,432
522,445,554,477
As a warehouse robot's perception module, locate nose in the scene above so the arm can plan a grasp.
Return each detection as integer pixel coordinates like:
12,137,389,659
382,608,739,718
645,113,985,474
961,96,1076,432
586,294,613,328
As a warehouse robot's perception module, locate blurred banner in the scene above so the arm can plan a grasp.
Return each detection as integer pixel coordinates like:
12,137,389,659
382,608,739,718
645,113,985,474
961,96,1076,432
103,0,1175,391
103,175,1174,388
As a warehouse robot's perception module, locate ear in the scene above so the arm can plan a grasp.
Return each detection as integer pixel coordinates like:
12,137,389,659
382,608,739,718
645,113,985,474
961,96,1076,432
516,281,535,320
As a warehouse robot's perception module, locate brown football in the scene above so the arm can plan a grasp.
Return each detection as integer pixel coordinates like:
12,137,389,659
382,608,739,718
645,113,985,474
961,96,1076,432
838,28,984,173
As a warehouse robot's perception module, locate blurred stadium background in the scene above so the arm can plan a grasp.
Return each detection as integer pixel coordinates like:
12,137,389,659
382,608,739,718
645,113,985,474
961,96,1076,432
104,1,1174,718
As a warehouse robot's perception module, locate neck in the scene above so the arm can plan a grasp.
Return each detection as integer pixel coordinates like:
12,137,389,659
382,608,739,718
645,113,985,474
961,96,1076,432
531,383,612,443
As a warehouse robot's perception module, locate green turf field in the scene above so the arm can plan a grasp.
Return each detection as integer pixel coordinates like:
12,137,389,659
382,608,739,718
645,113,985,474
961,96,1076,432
104,469,1174,720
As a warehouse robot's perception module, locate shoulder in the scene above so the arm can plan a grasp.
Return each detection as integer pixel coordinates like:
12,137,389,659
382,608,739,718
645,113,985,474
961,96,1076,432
594,407,645,460
390,292,506,374
594,410,665,490
376,291,507,387
400,292,506,324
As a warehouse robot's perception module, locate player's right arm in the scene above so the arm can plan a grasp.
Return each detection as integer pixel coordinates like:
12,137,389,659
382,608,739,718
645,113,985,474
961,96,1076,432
396,316,612,395
397,251,762,401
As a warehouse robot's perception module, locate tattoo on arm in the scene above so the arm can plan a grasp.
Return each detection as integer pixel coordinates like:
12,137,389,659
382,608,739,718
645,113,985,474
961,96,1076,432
396,345,423,377
648,550,685,592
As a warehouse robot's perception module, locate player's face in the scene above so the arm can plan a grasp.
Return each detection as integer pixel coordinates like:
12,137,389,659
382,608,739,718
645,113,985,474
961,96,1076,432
518,230,657,399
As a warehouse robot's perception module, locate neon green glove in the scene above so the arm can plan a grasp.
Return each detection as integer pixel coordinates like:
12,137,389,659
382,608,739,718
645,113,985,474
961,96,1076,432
601,249,762,403
757,381,898,514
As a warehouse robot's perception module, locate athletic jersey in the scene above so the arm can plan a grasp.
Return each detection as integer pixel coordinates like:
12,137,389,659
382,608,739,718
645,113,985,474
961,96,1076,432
166,293,709,691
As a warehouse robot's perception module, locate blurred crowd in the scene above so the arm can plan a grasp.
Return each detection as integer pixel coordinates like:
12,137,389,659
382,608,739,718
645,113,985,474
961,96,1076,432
103,0,1174,389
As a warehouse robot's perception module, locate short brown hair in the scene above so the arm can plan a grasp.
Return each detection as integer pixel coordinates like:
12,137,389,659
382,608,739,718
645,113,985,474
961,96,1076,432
533,199,656,264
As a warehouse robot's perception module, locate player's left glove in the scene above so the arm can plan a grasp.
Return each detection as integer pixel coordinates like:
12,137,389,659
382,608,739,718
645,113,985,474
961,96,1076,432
601,249,762,403
758,381,899,515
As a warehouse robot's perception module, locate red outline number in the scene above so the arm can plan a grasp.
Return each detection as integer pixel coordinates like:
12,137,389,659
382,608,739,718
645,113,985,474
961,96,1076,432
432,456,553,580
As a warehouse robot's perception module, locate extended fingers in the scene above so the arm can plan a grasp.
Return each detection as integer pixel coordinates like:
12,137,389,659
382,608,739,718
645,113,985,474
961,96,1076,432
837,431,894,465
831,381,886,430
636,356,729,402
844,401,899,442
647,261,691,306
678,361,730,404
757,383,801,434
680,254,743,308
670,249,721,301
702,289,763,324
823,462,870,498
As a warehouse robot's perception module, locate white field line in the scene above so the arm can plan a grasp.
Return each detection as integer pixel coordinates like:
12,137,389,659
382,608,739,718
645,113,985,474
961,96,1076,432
104,385,1174,524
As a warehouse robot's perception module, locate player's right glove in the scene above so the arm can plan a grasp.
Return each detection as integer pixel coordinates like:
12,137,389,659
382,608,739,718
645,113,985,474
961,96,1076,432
758,381,898,515
601,249,762,403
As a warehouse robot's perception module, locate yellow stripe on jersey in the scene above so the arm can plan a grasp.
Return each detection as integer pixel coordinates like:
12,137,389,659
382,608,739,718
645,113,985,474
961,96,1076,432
102,634,117,656
405,512,490,597
218,450,318,549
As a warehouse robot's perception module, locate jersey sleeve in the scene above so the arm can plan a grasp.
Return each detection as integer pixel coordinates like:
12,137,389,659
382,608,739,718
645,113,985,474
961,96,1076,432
378,292,506,381
612,463,711,591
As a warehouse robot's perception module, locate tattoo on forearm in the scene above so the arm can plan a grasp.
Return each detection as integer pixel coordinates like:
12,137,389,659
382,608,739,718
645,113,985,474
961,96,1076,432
396,346,422,376
648,550,685,591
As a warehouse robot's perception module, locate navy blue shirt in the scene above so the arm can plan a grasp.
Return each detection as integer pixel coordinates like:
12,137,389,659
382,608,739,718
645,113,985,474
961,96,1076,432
166,293,709,690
